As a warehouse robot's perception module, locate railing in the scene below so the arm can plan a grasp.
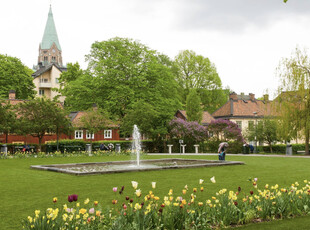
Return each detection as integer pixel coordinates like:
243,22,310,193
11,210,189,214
39,82,52,88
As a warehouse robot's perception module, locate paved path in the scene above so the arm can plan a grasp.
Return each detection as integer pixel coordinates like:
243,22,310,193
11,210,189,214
147,153,310,158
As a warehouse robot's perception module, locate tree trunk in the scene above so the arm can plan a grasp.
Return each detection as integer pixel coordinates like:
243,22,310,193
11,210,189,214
5,132,8,144
269,143,273,153
56,127,60,152
38,137,42,153
305,129,310,155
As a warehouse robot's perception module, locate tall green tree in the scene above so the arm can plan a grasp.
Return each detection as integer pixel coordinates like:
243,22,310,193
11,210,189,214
186,89,203,123
173,50,227,112
16,98,70,151
52,106,72,151
0,54,35,99
0,101,17,143
277,47,310,154
60,37,181,124
246,117,278,153
121,100,174,142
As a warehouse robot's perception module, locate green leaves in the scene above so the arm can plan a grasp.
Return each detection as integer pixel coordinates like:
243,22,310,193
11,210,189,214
59,37,181,140
173,50,227,112
0,54,35,99
186,89,203,123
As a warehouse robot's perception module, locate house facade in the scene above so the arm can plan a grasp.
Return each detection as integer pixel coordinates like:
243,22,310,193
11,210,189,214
212,92,272,135
0,91,120,144
32,6,66,102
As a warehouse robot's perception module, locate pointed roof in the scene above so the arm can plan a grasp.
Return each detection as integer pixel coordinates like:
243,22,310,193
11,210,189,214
40,5,61,51
175,110,215,125
32,63,67,78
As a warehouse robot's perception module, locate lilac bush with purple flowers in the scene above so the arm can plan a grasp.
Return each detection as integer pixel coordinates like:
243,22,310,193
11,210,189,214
208,119,244,143
169,118,207,143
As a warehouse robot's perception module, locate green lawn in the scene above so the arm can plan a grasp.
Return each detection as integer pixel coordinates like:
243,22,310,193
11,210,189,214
1,154,310,229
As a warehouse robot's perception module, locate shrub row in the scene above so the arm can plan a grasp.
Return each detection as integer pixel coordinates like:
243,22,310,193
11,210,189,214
1,140,308,154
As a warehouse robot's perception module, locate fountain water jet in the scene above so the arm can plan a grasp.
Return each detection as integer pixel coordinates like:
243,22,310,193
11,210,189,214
132,125,141,166
30,125,245,175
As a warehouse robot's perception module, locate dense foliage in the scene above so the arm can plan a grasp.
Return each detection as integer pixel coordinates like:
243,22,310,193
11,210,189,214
173,50,228,113
277,47,310,154
168,118,207,151
208,119,244,143
58,38,181,140
246,117,278,153
186,89,203,123
0,54,35,99
0,101,17,143
16,98,71,151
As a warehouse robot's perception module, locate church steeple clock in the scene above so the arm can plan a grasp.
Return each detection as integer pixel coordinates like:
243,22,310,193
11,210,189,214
37,5,63,67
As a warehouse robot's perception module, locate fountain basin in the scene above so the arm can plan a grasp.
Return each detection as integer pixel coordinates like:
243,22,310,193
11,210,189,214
31,158,244,175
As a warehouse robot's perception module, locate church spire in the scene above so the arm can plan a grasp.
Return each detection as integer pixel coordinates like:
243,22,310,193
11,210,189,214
41,5,61,50
37,5,63,67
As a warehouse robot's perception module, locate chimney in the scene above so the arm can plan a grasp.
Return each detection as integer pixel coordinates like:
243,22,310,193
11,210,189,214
249,93,255,101
263,94,269,102
229,92,238,100
9,90,16,100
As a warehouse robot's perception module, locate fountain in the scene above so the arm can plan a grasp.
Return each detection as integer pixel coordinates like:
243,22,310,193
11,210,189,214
30,125,244,175
132,125,141,166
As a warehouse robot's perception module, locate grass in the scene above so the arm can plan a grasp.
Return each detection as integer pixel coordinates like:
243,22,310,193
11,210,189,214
1,154,310,229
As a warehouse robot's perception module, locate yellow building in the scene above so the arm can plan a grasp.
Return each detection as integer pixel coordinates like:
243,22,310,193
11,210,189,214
32,5,66,102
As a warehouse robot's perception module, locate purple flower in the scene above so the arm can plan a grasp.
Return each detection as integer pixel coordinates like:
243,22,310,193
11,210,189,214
68,195,74,202
68,194,78,202
113,187,118,192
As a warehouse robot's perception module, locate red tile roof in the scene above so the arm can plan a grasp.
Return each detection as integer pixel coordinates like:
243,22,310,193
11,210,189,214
177,110,215,124
212,97,273,118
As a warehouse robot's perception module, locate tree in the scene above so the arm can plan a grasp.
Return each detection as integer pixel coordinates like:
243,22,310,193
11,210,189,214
0,101,17,143
186,89,203,123
246,117,278,153
78,107,114,150
121,100,173,141
208,119,244,143
16,98,70,151
0,54,35,99
52,106,72,151
169,118,207,144
277,47,310,154
173,50,227,112
60,37,181,123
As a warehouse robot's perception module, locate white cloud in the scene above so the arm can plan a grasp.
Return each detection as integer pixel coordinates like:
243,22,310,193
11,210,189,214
1,0,310,99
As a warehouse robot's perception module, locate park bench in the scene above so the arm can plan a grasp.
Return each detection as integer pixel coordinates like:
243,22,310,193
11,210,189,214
296,151,305,154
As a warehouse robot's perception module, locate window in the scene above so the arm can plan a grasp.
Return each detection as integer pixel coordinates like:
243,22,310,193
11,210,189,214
104,130,112,139
51,56,56,63
75,130,83,139
248,121,254,131
236,121,242,130
39,89,45,95
86,131,94,139
40,78,48,83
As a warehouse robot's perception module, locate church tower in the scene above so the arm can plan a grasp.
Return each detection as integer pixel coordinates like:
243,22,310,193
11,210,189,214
32,5,66,102
37,5,63,67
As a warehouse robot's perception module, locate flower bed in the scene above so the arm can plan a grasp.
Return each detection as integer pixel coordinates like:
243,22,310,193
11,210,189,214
23,177,310,229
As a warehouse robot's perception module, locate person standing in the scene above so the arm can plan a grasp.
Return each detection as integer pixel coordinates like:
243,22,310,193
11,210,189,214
218,142,229,161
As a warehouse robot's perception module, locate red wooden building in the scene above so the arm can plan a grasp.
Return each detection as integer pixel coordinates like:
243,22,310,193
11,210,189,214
0,91,120,144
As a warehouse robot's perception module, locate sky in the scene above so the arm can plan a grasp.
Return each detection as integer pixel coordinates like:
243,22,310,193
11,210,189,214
1,0,310,99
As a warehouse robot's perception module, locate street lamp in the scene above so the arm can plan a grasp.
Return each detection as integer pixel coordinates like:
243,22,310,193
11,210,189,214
253,112,258,153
